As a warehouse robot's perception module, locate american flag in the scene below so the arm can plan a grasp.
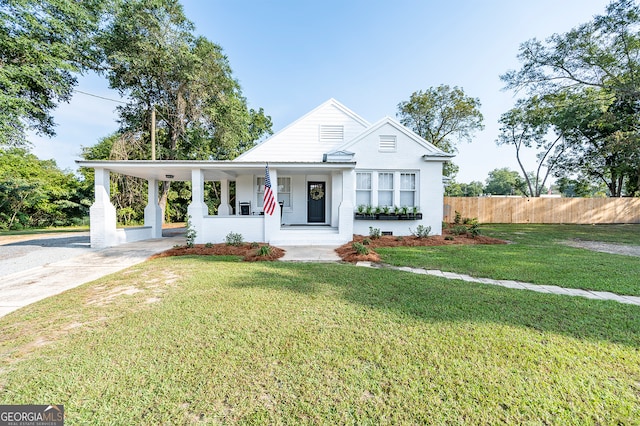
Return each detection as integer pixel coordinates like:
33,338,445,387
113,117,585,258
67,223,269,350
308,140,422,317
263,165,276,215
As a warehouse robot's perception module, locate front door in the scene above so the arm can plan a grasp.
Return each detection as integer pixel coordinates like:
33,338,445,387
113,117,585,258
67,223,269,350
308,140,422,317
307,181,326,223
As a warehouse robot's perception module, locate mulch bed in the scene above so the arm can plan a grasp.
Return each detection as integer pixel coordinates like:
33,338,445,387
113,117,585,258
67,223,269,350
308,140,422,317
336,231,507,263
151,243,286,261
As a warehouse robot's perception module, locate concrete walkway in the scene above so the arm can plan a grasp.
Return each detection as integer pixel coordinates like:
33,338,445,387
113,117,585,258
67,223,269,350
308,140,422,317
356,262,640,306
0,236,184,319
279,245,342,262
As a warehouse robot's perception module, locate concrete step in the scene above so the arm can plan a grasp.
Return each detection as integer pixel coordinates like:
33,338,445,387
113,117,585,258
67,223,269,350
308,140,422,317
271,228,348,246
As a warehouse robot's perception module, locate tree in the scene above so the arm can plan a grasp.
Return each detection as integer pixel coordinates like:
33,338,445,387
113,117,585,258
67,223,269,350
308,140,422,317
445,180,484,197
397,85,484,177
98,0,272,217
497,96,568,197
0,148,88,229
0,0,105,146
501,0,640,196
484,168,527,196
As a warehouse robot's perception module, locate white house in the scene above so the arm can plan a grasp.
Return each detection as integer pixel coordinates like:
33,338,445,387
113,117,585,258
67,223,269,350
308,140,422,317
77,99,453,248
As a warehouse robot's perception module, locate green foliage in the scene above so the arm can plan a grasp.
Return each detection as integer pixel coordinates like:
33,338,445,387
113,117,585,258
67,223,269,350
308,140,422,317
250,242,259,249
445,180,484,197
352,242,369,255
444,235,455,241
454,210,462,225
257,245,272,256
362,238,371,246
410,225,431,238
185,216,196,248
501,0,640,197
225,232,244,246
484,167,527,196
469,223,481,238
0,148,88,229
450,225,469,236
0,0,105,146
397,85,484,178
368,226,381,239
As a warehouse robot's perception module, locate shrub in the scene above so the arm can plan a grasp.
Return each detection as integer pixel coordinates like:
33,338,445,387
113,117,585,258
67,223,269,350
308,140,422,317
257,245,272,256
225,232,244,246
185,216,197,248
410,225,431,239
362,238,371,246
469,223,481,238
250,242,259,248
352,242,369,255
454,210,462,225
395,236,404,242
463,216,478,225
444,235,455,241
369,226,381,239
451,225,468,236
205,242,213,248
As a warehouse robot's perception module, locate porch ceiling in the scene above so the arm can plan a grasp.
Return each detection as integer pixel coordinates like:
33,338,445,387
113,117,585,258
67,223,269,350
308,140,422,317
76,160,356,181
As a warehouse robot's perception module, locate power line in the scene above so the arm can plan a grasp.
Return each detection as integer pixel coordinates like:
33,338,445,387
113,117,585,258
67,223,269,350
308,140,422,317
73,89,127,104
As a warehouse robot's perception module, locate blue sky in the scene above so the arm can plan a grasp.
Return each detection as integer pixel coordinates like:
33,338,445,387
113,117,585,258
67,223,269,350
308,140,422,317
31,0,612,183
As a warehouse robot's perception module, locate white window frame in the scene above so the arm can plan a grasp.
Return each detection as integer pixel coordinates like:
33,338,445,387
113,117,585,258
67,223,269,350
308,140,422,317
257,176,291,208
355,170,419,208
377,172,394,207
356,172,372,207
400,172,417,207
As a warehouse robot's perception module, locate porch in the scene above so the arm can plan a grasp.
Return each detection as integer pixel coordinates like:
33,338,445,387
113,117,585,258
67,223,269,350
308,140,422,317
77,160,357,248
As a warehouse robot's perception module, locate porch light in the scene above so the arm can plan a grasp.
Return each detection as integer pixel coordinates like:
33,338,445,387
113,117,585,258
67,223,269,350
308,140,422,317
165,174,174,179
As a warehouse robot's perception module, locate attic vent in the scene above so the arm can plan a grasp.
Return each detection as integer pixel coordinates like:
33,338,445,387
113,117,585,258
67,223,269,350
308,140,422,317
379,135,397,152
319,125,344,142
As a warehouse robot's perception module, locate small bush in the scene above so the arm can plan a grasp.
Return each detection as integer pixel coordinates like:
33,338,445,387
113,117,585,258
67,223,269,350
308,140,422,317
362,238,371,245
410,225,431,239
257,245,272,256
454,210,462,225
352,242,370,255
185,216,197,248
444,235,455,241
250,242,259,248
369,226,381,239
205,242,214,248
395,236,404,242
469,223,481,238
225,232,244,246
451,225,468,236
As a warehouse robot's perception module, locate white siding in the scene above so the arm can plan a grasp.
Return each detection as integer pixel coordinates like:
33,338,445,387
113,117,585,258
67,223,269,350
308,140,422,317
236,100,369,162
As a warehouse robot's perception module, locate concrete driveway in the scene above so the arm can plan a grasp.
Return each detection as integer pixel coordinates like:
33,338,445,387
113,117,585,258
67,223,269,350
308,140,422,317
0,232,184,319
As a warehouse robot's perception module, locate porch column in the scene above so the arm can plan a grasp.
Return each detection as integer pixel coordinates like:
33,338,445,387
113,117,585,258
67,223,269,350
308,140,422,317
263,168,281,243
187,169,207,244
218,179,231,216
89,167,117,248
338,169,355,241
144,178,163,238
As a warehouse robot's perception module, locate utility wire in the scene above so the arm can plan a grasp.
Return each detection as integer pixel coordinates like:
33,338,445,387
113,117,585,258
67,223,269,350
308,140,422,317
73,89,127,104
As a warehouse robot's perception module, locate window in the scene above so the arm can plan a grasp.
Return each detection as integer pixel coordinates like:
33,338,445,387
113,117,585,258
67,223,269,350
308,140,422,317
319,125,344,142
379,135,397,152
356,172,371,206
378,172,394,206
257,176,291,208
400,173,416,207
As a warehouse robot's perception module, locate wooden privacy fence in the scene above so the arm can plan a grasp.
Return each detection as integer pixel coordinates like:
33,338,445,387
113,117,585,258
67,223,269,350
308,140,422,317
443,197,640,224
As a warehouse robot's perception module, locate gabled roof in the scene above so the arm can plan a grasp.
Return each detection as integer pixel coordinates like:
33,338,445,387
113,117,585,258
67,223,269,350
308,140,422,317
235,98,370,161
325,116,453,157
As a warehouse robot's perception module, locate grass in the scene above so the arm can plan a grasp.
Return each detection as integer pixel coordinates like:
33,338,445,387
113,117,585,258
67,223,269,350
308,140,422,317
377,224,640,296
0,257,639,424
0,225,89,237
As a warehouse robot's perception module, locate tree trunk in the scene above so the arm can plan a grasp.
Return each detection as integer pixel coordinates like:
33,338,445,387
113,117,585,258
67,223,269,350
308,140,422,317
159,180,171,223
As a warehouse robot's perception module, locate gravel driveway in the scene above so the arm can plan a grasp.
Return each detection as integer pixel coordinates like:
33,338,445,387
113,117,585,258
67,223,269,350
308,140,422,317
0,232,93,277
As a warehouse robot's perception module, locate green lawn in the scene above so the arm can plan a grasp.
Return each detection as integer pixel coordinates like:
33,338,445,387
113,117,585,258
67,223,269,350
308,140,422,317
1,256,638,424
378,224,640,296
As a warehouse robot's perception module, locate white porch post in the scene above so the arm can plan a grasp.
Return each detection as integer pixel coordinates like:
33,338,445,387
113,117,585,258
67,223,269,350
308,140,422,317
89,167,117,248
218,179,231,216
187,169,207,244
263,167,280,243
144,178,163,238
338,169,355,241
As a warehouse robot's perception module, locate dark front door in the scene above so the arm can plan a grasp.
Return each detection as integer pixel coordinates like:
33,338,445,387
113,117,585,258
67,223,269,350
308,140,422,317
307,181,326,223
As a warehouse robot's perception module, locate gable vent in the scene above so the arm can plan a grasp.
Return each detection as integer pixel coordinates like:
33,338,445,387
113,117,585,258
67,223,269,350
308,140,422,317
319,125,344,142
379,135,397,152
